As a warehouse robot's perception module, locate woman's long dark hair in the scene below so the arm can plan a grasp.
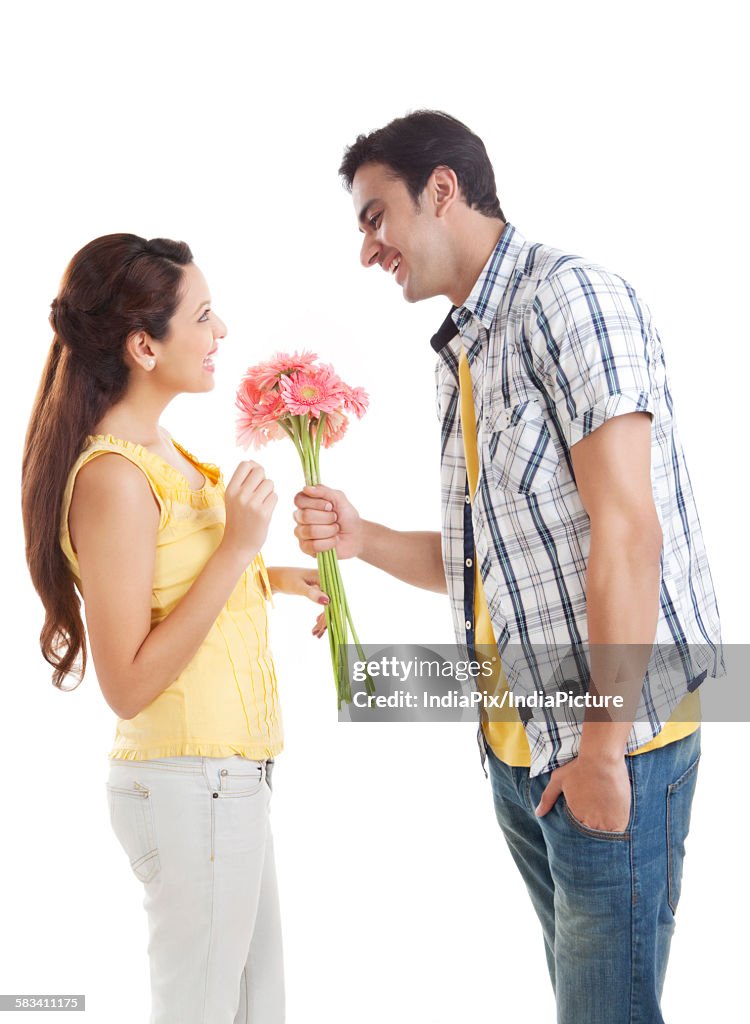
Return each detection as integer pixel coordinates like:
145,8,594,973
22,233,193,689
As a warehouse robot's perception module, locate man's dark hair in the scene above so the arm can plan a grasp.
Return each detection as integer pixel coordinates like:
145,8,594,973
339,110,505,220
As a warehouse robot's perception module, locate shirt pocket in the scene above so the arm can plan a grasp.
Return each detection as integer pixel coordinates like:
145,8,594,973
486,398,561,495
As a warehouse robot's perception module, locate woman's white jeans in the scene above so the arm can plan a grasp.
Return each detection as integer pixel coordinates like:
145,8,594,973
105,754,284,1024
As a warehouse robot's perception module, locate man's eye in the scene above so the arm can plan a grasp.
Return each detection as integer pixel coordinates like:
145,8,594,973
199,309,211,322
369,212,382,229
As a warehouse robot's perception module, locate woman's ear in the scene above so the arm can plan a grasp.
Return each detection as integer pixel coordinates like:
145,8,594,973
125,329,157,372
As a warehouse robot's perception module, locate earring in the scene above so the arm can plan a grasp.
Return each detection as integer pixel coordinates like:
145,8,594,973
147,358,156,369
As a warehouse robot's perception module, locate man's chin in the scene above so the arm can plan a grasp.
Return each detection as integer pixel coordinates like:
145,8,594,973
402,278,424,304
403,280,440,304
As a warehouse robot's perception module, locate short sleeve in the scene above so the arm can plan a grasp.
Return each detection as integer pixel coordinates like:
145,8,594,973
530,266,656,448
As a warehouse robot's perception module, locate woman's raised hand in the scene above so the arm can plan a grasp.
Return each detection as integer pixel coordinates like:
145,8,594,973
221,460,278,565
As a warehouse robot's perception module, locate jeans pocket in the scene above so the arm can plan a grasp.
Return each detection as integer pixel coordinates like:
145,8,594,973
560,760,634,841
666,751,701,914
218,758,265,798
106,781,161,883
561,795,632,841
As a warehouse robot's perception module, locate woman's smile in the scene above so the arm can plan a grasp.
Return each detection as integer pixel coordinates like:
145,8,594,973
202,344,218,373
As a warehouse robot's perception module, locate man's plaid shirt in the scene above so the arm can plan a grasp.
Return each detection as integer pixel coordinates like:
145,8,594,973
432,222,724,777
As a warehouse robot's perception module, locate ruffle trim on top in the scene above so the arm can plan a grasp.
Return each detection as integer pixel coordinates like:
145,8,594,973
85,434,224,503
108,741,283,761
170,437,224,488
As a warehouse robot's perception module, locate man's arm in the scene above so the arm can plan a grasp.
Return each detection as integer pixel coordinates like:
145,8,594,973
536,411,662,830
575,412,663,761
293,484,447,594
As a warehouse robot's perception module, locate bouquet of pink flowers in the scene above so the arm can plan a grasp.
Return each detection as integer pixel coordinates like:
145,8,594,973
235,350,373,707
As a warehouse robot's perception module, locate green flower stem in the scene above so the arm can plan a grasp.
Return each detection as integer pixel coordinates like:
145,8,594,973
321,548,351,704
299,421,348,700
344,598,374,696
314,412,326,463
344,597,367,664
317,549,348,705
325,546,357,699
283,416,305,463
289,412,368,707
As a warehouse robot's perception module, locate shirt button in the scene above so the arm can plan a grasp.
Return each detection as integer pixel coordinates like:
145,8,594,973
220,769,228,776
465,620,473,631
465,494,471,504
465,557,473,568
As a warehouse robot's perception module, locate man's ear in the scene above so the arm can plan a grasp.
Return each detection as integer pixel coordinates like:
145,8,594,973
430,166,460,218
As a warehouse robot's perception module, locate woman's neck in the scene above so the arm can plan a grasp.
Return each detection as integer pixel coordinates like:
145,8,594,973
93,385,173,447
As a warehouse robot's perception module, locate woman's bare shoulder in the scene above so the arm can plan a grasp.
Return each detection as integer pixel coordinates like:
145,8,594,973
69,452,160,538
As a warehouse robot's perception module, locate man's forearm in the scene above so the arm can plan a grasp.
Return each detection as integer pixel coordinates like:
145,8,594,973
358,522,447,593
578,522,662,764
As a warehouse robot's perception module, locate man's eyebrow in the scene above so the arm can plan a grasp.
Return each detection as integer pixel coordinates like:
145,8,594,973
193,300,211,314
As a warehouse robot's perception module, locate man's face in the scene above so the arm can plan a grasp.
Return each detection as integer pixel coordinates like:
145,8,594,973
352,161,445,303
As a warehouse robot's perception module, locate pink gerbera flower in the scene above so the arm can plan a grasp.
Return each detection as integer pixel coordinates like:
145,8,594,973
235,388,288,448
241,349,319,393
342,384,369,419
321,408,349,448
279,365,346,417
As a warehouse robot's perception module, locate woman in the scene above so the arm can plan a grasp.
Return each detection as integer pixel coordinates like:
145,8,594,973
21,233,326,1023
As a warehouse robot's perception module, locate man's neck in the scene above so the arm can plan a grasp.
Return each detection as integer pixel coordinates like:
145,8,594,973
446,218,507,307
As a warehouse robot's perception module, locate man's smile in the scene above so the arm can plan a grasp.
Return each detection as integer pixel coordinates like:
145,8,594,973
382,251,402,275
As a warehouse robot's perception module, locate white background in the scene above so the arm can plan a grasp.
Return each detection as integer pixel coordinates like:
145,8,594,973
2,1,747,1021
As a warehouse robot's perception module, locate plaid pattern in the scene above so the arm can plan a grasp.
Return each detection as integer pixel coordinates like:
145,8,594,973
432,223,724,777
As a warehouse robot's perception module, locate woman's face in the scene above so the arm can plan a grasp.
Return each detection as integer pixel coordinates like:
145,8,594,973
150,262,227,393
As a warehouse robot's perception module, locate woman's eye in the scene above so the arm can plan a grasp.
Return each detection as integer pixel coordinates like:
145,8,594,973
369,212,382,230
199,309,211,322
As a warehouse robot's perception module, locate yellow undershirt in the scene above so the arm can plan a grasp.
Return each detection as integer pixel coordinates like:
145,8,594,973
457,346,699,766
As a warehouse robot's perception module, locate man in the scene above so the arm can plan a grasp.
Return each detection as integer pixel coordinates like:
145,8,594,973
293,111,723,1022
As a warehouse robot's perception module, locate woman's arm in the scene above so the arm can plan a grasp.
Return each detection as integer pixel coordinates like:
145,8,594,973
69,453,276,720
266,566,329,639
266,565,328,601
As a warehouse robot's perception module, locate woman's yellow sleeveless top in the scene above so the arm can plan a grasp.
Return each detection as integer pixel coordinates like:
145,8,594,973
59,433,283,762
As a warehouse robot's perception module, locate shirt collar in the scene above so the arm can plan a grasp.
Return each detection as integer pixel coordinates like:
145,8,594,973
429,306,459,353
429,222,525,355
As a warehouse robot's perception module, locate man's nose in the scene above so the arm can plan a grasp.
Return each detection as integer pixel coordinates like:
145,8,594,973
360,235,381,269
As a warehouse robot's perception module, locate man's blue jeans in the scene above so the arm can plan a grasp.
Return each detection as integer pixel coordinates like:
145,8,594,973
486,728,701,1024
